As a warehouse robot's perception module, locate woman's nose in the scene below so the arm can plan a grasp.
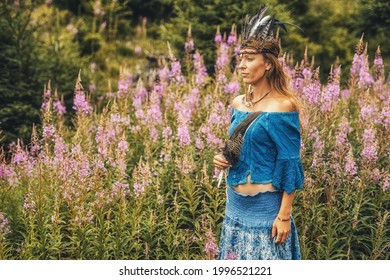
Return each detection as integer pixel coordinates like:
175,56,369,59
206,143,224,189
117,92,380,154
238,60,246,70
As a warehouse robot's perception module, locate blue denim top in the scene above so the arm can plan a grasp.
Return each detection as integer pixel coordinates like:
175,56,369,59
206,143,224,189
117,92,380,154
226,108,304,194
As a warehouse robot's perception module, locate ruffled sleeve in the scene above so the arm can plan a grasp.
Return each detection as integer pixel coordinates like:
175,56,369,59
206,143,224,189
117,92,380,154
266,112,304,194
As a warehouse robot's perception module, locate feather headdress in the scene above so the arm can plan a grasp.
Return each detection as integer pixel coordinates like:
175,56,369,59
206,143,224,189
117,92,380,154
241,5,303,57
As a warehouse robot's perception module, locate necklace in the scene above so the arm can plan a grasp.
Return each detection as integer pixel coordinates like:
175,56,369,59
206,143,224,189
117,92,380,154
242,89,272,108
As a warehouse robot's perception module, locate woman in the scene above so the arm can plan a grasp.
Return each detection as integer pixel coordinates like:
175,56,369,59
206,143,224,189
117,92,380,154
213,5,304,260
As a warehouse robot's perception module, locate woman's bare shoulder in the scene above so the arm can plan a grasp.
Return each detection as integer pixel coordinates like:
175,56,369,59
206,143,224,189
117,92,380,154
267,96,295,112
231,94,244,109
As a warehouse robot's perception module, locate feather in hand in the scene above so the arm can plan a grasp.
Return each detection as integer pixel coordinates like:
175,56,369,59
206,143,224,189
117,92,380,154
222,111,262,165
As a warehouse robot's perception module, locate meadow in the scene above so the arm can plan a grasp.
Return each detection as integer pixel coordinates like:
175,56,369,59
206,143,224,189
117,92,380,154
0,24,389,259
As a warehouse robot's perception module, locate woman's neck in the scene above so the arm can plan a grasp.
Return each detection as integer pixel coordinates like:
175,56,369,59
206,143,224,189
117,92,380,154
251,79,272,100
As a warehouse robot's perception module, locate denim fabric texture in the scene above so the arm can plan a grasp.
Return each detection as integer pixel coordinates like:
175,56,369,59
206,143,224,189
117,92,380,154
226,108,305,194
217,186,301,260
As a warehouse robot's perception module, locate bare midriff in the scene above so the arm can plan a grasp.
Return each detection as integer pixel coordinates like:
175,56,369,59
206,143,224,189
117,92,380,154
231,173,278,194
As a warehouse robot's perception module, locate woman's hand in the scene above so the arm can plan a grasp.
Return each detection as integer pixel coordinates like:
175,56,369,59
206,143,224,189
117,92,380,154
271,216,291,243
213,154,231,170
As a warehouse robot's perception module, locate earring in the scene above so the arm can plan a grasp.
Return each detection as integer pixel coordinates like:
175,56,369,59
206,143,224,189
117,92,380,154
243,84,253,107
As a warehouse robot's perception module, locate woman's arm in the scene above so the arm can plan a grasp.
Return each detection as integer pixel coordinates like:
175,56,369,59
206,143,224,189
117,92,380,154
272,191,295,243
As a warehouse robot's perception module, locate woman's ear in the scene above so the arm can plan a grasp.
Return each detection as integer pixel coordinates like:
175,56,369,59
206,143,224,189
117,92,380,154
264,59,272,71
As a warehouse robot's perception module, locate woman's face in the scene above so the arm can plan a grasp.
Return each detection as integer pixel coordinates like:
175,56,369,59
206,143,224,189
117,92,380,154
238,48,271,85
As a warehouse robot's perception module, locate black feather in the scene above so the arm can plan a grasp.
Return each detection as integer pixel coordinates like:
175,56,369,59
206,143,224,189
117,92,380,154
274,20,304,33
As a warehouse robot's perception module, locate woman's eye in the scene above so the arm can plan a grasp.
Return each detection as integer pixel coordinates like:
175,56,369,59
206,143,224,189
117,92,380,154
247,57,254,61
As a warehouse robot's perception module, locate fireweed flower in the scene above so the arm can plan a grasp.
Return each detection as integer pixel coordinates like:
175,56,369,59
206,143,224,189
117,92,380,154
0,213,11,237
96,126,109,158
185,39,194,52
373,46,384,81
360,104,379,123
195,135,204,150
215,42,230,84
335,119,352,152
23,194,36,212
200,126,223,150
199,101,229,149
187,87,200,109
217,72,227,84
148,126,159,142
42,124,56,139
110,113,130,126
118,140,129,152
53,100,66,115
380,104,390,128
351,38,364,77
227,25,237,46
310,129,324,168
214,27,222,44
3,165,19,186
345,152,358,177
193,52,209,85
224,81,240,95
321,69,340,112
53,135,67,162
111,181,130,199
162,126,173,139
293,65,305,93
358,56,374,89
134,46,142,54
12,146,28,165
351,55,363,78
175,101,193,124
73,206,94,225
118,74,133,97
371,168,382,182
158,65,170,82
177,125,191,146
302,67,313,81
133,183,144,197
133,86,147,109
302,67,321,105
154,83,164,96
0,164,5,179
73,80,92,115
175,153,195,174
170,60,185,84
361,128,378,163
146,93,163,125
132,160,152,197
204,228,218,258
341,89,350,99
215,43,229,72
40,86,52,111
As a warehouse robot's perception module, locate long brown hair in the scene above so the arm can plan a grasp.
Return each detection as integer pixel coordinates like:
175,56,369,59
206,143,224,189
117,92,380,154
263,52,304,133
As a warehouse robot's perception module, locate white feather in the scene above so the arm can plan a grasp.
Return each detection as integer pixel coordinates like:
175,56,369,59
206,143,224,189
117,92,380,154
249,15,271,37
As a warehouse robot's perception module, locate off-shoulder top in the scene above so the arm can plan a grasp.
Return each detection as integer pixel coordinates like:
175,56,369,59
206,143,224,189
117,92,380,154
226,108,305,194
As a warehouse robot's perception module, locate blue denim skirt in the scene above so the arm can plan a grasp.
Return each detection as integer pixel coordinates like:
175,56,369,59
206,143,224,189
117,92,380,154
217,185,301,260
